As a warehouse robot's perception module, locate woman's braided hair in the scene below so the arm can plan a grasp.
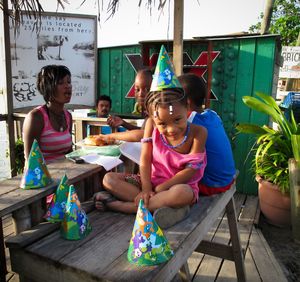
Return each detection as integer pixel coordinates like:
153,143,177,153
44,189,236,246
37,65,71,103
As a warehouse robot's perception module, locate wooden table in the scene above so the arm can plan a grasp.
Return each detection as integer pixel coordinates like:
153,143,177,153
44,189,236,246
0,159,104,282
6,184,246,282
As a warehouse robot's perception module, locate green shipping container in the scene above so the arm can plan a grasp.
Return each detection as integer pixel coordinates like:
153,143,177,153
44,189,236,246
98,34,281,195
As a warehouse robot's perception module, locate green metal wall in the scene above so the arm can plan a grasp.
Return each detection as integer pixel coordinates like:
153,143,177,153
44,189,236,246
98,35,280,195
98,45,141,114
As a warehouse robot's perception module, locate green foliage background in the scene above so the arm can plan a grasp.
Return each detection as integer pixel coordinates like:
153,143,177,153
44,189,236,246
249,0,300,46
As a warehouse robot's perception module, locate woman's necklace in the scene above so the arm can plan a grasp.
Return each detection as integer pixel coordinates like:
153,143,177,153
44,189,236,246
160,123,190,149
47,107,65,132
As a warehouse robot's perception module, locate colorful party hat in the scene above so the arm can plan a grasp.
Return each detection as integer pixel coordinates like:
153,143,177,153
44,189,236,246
44,174,69,223
150,45,182,92
20,139,53,189
127,200,173,266
60,185,92,240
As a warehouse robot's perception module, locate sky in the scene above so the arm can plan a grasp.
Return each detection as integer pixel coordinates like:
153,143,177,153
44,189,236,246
39,0,266,48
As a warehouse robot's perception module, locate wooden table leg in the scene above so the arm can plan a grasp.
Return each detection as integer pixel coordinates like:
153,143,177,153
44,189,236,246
30,199,46,226
226,197,246,282
179,262,191,282
0,218,7,282
12,206,32,234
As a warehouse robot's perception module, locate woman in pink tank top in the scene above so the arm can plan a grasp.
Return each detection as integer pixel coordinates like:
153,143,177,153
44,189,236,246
23,65,73,164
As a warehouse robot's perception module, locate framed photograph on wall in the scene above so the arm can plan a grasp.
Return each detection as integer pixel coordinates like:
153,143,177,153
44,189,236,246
9,12,97,109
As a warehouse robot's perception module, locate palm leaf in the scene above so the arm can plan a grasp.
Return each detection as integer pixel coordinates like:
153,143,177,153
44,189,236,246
236,123,266,134
2,0,168,28
291,134,300,162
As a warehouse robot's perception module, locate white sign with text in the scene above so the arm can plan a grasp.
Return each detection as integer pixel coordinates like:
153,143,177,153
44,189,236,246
280,46,300,79
9,12,97,109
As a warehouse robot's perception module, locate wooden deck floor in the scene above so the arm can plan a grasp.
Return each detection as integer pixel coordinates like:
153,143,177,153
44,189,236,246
4,193,287,282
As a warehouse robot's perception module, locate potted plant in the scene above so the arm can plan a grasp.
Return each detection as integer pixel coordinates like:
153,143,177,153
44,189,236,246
236,92,300,227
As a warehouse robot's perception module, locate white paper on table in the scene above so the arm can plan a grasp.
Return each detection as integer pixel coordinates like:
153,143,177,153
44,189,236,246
119,142,141,165
80,154,123,171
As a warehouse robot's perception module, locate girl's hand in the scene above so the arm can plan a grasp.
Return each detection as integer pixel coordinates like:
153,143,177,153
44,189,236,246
134,191,155,208
154,183,169,193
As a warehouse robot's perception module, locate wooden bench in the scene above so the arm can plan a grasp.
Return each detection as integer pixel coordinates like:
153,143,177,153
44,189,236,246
6,183,246,282
0,159,104,282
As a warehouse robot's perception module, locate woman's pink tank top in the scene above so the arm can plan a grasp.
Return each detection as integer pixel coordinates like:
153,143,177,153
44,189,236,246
37,105,72,163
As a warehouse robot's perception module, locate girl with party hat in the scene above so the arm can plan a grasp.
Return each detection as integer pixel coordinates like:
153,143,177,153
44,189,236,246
96,45,207,228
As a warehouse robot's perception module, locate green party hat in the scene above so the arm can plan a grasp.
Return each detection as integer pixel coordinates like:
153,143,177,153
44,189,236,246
150,45,182,92
127,200,173,266
20,139,53,189
44,174,69,223
60,185,92,240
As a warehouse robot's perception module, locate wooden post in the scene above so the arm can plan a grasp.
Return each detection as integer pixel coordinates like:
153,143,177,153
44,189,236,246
260,0,275,34
173,0,184,76
3,0,17,177
289,158,300,243
205,41,213,109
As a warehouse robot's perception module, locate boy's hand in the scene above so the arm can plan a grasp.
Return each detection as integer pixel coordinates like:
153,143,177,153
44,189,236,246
134,191,155,208
107,115,123,127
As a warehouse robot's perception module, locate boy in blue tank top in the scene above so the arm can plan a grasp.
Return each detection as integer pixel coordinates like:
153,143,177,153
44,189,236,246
178,74,236,195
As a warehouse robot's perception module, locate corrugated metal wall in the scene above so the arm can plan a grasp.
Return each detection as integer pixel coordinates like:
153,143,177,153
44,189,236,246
98,35,281,195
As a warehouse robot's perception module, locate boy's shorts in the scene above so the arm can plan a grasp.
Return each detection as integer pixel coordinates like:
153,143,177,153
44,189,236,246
198,179,234,196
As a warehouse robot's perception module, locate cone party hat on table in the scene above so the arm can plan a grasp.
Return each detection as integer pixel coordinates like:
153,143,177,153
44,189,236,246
44,174,69,223
61,185,92,240
127,200,173,266
150,45,183,92
20,139,53,189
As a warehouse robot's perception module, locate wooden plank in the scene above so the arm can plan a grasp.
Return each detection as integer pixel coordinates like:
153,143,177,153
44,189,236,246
217,246,261,282
102,189,236,281
0,160,102,217
224,198,246,281
195,240,234,261
10,212,134,282
233,38,257,195
3,214,13,229
6,200,95,249
192,193,245,282
238,195,259,225
173,0,184,76
216,195,259,280
249,228,287,282
8,187,236,282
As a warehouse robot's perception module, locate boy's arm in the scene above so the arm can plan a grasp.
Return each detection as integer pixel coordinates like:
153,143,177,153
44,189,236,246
98,129,144,142
107,115,140,130
136,118,154,207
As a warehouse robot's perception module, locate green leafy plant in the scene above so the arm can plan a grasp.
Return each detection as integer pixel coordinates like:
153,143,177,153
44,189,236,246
236,92,300,194
249,0,300,46
15,138,25,175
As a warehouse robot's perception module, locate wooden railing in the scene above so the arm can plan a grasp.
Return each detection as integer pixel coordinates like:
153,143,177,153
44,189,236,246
13,112,140,143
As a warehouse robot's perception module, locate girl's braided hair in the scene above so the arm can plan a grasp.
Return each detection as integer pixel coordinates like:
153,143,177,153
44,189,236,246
145,88,187,117
37,65,71,103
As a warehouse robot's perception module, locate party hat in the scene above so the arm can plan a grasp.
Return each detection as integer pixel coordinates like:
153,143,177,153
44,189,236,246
44,174,69,223
20,139,53,189
127,200,173,266
61,185,92,240
150,45,182,92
